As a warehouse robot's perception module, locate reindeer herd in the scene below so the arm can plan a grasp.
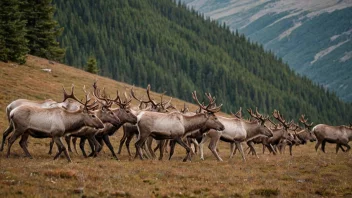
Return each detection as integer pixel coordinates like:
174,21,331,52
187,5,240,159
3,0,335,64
1,82,351,162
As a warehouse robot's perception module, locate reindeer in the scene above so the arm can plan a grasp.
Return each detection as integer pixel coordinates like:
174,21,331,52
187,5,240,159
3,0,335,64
48,96,122,158
312,123,352,153
290,115,316,146
243,108,277,157
4,85,104,162
134,91,224,161
117,85,174,159
1,96,81,152
271,110,299,156
198,107,274,161
72,82,138,159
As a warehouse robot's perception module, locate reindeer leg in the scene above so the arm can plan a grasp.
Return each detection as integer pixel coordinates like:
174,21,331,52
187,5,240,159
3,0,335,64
48,137,55,155
125,133,135,157
341,141,350,152
154,140,161,153
247,141,258,158
289,145,293,156
89,136,101,158
103,135,118,159
336,144,340,154
19,133,32,159
268,144,276,155
208,133,222,161
315,140,321,152
168,140,176,160
87,138,96,157
1,120,14,152
191,138,199,154
7,127,24,158
146,137,156,159
72,137,78,154
321,140,326,153
53,136,71,162
65,136,72,153
199,134,210,160
95,136,104,153
235,142,246,162
262,144,266,154
229,142,237,159
173,137,192,162
164,139,169,153
134,133,149,160
79,138,88,158
117,129,128,155
158,140,165,160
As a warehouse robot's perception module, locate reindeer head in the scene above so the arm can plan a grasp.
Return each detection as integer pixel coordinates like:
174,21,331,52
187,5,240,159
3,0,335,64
192,91,224,131
62,84,104,129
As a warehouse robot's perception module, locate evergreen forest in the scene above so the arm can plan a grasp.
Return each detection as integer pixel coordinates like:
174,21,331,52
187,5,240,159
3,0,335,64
1,0,351,124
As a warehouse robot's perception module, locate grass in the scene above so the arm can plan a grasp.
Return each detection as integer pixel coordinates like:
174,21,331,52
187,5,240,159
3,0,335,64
0,56,352,197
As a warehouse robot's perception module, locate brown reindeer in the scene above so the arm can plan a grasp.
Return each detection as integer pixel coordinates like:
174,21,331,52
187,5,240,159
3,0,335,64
271,110,299,156
244,108,277,157
312,123,352,153
73,82,138,159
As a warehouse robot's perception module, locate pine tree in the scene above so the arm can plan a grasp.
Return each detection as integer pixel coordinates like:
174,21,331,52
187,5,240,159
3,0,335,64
22,0,65,61
0,0,28,64
86,56,98,74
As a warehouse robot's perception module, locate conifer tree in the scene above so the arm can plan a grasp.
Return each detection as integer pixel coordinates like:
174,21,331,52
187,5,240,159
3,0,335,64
0,0,28,64
86,56,98,74
22,0,65,61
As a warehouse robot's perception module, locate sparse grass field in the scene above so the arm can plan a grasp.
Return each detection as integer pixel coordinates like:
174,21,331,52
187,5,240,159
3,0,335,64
0,56,351,197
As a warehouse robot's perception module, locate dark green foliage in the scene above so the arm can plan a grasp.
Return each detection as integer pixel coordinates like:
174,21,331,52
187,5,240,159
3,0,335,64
21,0,65,61
86,56,98,74
52,0,352,125
0,0,28,64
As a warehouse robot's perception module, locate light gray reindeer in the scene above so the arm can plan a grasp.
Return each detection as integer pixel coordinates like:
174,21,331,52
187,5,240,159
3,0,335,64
1,97,81,152
4,85,104,162
117,85,173,159
134,91,224,162
199,108,274,161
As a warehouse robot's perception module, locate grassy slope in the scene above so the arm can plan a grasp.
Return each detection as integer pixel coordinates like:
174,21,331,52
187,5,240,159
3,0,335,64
0,56,352,197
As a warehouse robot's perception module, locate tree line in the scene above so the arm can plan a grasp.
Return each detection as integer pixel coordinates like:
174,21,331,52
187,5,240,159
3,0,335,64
0,0,64,64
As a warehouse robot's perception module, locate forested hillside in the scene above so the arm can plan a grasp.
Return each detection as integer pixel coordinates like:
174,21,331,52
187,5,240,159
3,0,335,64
53,0,352,125
181,0,352,102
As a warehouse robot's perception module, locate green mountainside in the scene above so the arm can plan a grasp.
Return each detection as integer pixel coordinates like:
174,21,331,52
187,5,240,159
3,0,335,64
53,0,352,125
181,0,352,102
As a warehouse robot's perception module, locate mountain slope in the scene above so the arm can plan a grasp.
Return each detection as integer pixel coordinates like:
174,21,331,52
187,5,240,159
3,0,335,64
181,0,352,102
52,0,352,124
0,55,197,128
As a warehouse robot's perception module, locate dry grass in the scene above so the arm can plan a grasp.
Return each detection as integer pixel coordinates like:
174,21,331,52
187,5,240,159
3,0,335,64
0,56,352,197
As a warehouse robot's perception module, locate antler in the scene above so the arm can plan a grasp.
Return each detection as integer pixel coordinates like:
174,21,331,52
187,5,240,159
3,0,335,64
160,91,173,110
299,114,313,129
180,103,189,113
62,84,97,111
131,85,157,108
272,109,292,130
231,107,242,119
192,91,222,113
146,84,158,107
247,107,268,125
92,81,114,108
